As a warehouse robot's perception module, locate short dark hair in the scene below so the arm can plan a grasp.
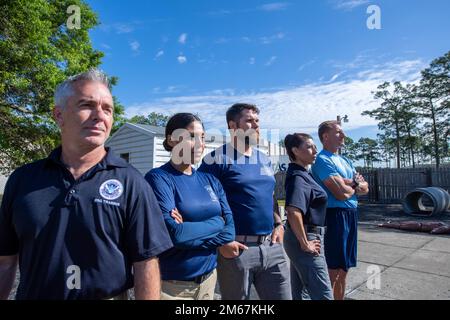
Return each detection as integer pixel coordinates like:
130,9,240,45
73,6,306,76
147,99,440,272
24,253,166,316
284,133,313,162
226,103,260,128
163,113,203,152
318,120,339,143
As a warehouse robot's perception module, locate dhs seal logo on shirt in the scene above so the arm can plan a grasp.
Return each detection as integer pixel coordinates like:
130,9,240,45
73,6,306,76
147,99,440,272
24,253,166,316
204,185,219,202
99,179,124,200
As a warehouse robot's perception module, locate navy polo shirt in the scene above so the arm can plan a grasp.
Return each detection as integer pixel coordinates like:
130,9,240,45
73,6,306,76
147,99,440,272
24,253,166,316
285,163,328,227
145,162,235,281
0,147,173,300
199,144,276,236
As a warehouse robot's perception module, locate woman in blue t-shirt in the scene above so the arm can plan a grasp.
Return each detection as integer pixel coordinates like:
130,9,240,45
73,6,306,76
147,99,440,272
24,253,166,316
145,113,235,300
282,133,334,300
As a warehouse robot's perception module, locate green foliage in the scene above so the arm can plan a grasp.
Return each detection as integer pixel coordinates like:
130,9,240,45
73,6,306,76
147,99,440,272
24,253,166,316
356,137,380,168
362,81,415,168
413,51,450,168
362,51,450,168
0,0,122,175
342,137,358,161
128,112,170,127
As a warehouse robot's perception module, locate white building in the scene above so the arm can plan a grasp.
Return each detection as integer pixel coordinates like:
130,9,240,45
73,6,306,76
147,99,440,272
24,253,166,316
106,123,285,175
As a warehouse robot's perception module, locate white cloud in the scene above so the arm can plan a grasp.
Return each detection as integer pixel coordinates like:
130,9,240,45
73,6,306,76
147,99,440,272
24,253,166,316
152,86,186,94
298,60,316,72
177,54,187,64
265,56,277,66
129,41,140,52
259,2,290,11
249,57,256,65
330,74,340,82
207,9,232,16
125,58,424,139
333,0,370,11
114,23,135,34
260,32,285,44
154,50,164,59
215,37,230,44
178,33,187,44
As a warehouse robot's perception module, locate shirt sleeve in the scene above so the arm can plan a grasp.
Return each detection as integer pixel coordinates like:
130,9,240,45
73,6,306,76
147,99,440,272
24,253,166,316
198,151,224,181
285,176,310,216
312,156,340,182
124,175,173,262
144,171,225,249
343,156,357,174
198,176,235,249
0,172,20,256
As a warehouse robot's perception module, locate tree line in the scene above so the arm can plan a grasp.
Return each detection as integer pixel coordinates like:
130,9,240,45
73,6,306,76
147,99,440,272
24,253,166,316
0,1,448,175
342,51,449,169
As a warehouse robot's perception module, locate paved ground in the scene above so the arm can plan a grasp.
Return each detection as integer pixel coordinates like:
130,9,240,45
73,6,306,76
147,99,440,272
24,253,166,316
215,204,450,300
8,204,450,300
344,204,450,300
345,223,450,300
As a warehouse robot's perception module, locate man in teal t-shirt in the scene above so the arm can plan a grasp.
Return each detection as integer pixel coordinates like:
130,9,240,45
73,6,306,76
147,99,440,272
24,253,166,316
311,120,369,300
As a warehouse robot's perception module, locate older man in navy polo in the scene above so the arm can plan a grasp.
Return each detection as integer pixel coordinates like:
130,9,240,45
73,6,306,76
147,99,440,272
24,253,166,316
0,69,173,300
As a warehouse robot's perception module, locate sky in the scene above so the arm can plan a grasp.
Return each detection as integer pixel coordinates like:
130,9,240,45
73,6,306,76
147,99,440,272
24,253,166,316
86,0,450,143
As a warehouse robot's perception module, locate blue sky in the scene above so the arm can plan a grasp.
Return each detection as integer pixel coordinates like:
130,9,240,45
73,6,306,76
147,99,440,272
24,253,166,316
86,0,450,142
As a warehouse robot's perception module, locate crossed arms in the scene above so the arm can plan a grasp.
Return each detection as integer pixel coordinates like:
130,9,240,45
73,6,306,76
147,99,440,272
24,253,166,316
323,172,369,201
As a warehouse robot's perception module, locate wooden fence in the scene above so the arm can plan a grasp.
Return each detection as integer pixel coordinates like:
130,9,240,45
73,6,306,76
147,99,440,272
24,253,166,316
275,168,450,204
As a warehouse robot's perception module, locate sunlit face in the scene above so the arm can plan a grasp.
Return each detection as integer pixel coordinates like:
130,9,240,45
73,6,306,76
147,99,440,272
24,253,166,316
54,80,114,149
292,138,318,166
324,124,346,149
169,121,205,165
229,109,260,146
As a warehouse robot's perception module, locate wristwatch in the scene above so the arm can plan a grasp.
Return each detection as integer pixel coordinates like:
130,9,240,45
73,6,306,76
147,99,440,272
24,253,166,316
351,178,360,190
274,222,284,229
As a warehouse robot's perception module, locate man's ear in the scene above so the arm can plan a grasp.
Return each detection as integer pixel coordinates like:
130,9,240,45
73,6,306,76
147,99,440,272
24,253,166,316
228,120,237,130
292,146,300,159
53,106,64,127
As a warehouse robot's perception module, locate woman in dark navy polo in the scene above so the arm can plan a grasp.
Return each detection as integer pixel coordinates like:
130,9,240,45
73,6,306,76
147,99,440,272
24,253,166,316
145,113,235,300
282,133,334,300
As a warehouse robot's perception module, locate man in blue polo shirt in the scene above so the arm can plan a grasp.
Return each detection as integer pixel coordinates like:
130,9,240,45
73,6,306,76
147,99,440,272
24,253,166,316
199,103,291,300
311,120,369,300
0,69,173,300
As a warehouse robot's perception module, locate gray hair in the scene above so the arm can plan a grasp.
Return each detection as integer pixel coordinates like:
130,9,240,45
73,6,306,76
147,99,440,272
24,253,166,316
54,69,110,108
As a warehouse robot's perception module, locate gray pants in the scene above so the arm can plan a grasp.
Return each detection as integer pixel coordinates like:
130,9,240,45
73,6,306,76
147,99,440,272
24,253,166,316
283,227,333,300
217,237,292,300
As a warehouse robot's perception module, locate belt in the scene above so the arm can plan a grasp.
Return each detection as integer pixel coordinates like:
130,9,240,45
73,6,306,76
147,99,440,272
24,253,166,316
235,234,271,244
305,225,326,235
185,269,214,284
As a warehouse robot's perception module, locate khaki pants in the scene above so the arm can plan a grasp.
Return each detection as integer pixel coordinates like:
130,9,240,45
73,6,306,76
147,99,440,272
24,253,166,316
160,269,217,300
105,291,129,300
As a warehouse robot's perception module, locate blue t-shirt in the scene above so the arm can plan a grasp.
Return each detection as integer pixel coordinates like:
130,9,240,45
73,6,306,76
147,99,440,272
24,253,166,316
145,161,235,281
199,144,276,236
311,149,357,209
0,147,173,300
285,163,328,226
